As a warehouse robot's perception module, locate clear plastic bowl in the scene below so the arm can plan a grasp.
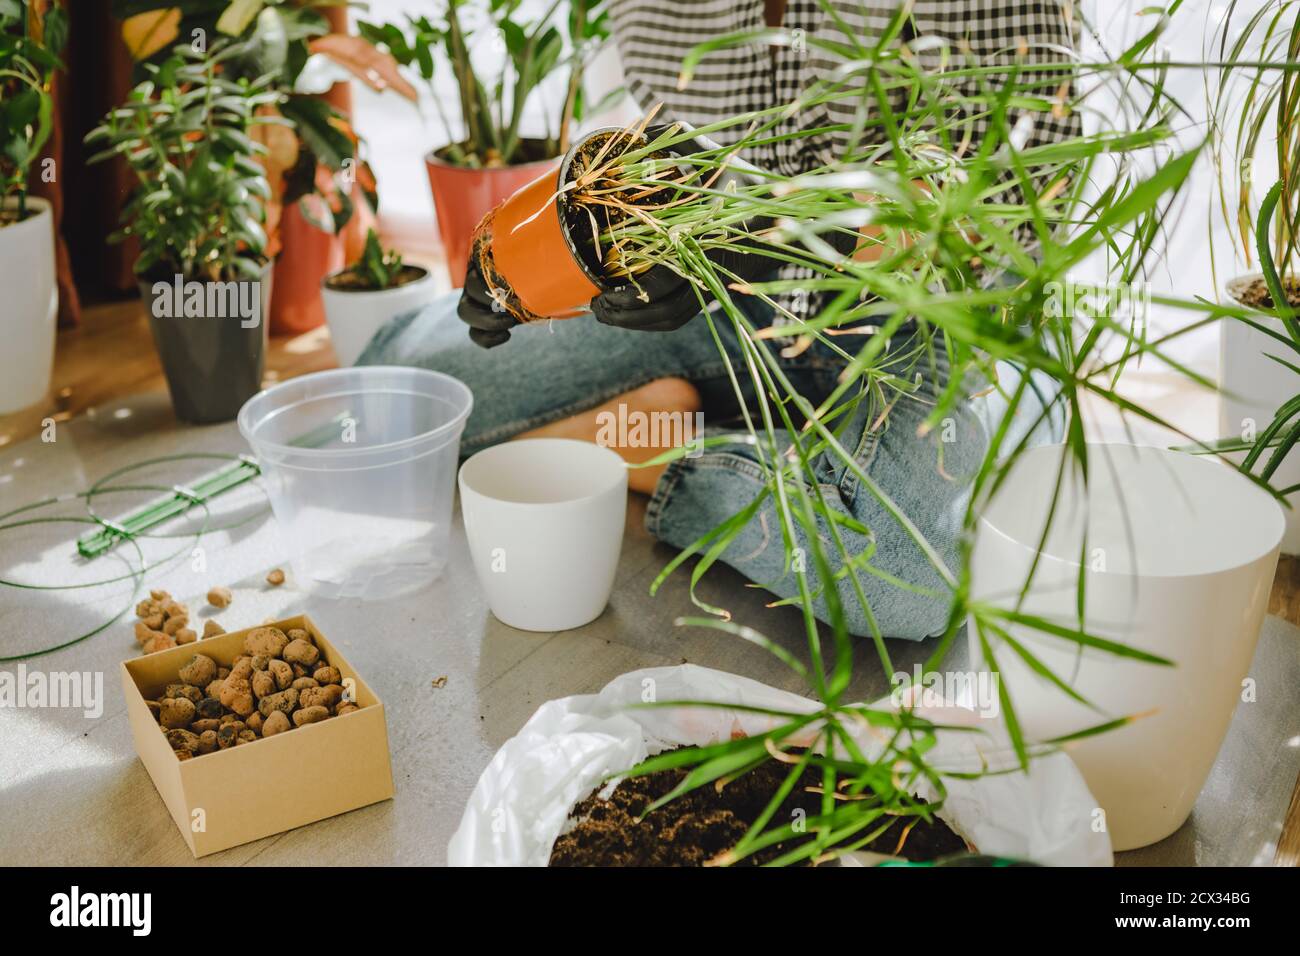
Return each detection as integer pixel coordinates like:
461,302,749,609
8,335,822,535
238,366,473,600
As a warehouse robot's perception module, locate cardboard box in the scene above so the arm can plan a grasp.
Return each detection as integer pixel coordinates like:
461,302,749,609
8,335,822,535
121,615,394,857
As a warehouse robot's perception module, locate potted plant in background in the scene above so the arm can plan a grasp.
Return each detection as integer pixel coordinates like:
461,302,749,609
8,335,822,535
0,0,66,414
86,39,282,424
1211,0,1300,551
358,0,611,286
321,228,434,365
114,0,415,335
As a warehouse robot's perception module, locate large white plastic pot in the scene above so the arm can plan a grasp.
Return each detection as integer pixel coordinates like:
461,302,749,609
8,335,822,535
1221,274,1300,554
0,197,57,413
321,266,436,366
970,443,1283,851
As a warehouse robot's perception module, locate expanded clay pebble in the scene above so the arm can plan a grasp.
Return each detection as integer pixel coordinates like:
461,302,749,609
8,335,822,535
132,590,197,655
244,627,288,658
207,586,233,608
179,654,217,688
251,670,276,700
262,711,290,736
145,626,357,759
268,659,293,690
142,634,176,655
202,620,225,639
266,568,285,586
283,639,319,668
159,698,196,728
293,706,330,727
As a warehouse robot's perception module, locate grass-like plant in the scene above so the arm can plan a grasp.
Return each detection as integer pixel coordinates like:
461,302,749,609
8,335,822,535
555,2,1296,863
358,0,610,167
0,0,66,221
1211,0,1300,293
85,39,283,281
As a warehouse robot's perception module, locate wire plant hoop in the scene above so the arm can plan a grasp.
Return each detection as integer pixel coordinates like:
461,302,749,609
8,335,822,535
0,453,269,661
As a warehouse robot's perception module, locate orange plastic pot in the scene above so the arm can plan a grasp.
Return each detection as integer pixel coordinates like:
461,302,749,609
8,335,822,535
486,168,606,321
425,147,557,287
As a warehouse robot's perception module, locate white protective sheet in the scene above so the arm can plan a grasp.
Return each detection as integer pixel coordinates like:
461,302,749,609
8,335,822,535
448,664,1113,866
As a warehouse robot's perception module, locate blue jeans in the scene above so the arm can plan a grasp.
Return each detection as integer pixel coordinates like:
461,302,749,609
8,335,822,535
358,292,1062,640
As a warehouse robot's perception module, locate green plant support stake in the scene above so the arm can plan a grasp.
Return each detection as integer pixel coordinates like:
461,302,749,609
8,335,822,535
74,411,353,559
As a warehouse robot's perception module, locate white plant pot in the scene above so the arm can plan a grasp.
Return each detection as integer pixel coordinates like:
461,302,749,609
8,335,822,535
321,267,436,366
970,443,1283,851
1221,273,1300,554
0,196,58,414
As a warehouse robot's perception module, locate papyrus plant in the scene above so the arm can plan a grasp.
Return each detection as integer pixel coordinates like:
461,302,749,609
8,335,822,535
575,2,1286,863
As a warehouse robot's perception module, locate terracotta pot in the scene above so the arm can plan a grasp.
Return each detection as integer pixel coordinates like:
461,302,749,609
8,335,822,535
425,145,557,287
269,201,344,335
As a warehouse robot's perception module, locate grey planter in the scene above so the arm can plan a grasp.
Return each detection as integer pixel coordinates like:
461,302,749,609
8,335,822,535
138,262,272,424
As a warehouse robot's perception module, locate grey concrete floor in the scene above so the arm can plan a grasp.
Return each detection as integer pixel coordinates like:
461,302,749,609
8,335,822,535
1,390,1297,865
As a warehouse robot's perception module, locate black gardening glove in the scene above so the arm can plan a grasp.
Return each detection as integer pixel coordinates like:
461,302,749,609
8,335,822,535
457,250,519,349
590,233,777,333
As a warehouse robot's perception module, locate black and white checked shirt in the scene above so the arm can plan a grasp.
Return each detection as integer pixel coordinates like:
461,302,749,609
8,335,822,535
609,0,1083,318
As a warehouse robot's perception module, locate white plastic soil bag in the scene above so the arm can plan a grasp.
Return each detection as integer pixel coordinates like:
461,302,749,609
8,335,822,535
448,664,1113,866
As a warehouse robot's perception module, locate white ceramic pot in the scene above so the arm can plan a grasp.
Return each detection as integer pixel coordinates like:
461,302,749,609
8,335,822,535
969,443,1283,851
0,196,57,413
458,438,627,632
320,266,436,366
1221,273,1300,554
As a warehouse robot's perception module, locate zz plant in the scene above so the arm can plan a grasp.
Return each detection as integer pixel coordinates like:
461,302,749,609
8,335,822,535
85,40,283,281
358,0,611,168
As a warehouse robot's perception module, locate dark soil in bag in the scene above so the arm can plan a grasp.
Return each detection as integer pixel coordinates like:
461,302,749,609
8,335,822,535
549,750,968,867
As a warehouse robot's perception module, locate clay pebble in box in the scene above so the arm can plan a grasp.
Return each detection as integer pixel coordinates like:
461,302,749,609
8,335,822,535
121,614,394,857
